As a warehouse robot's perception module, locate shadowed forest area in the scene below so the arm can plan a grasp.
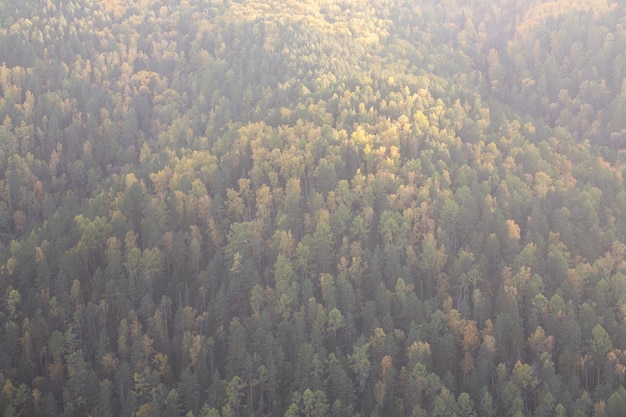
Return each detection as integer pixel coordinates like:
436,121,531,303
2,0,626,416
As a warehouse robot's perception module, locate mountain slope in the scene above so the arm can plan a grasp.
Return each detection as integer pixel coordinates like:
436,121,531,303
0,1,626,417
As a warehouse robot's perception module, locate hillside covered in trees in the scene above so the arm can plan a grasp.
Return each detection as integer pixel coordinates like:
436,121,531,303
2,0,626,416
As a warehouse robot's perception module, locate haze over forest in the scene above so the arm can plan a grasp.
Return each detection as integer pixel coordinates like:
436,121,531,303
3,0,626,416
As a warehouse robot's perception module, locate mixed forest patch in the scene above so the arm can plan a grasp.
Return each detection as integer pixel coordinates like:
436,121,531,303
1,1,626,416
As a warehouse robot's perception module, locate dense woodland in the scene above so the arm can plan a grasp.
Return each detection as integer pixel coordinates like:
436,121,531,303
2,0,626,416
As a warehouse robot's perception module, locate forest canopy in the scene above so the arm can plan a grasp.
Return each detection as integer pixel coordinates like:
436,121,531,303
1,1,626,417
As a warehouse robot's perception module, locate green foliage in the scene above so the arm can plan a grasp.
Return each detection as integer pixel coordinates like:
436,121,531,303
1,1,626,417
